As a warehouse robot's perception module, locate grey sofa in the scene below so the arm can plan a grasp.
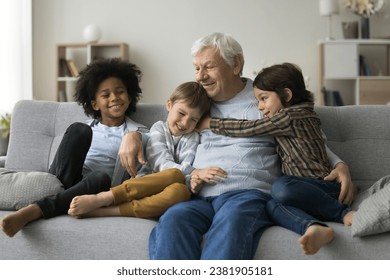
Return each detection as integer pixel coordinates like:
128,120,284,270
1,100,390,260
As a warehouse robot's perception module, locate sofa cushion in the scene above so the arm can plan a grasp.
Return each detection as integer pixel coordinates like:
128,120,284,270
5,101,88,172
0,168,63,210
352,175,390,237
315,105,390,192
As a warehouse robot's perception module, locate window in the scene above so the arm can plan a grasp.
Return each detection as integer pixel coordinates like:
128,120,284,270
0,0,32,115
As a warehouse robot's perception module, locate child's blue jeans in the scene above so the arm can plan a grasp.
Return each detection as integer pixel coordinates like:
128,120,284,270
266,175,352,235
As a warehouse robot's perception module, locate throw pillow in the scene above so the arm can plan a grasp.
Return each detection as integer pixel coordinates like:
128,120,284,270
352,175,390,237
0,168,63,210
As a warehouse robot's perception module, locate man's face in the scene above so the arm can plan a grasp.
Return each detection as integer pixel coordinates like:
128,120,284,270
193,47,238,102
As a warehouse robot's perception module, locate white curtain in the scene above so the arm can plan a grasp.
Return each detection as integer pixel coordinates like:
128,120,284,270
0,0,32,115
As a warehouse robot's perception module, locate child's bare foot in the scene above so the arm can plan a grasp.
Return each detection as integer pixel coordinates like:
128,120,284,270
343,211,355,226
1,204,43,237
68,191,114,217
299,224,334,255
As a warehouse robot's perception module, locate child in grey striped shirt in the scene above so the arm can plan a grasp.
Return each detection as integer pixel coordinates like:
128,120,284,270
68,82,226,219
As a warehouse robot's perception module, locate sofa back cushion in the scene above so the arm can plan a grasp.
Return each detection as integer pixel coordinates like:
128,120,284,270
5,100,167,172
5,100,389,193
5,101,88,172
315,105,390,191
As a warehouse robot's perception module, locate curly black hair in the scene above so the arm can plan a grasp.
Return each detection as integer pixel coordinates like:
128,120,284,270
74,58,142,119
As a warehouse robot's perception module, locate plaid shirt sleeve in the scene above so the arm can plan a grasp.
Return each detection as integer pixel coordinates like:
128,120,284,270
209,109,293,137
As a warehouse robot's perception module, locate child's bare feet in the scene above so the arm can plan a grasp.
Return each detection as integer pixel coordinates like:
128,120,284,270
343,210,355,226
299,224,334,255
1,204,43,237
68,191,114,217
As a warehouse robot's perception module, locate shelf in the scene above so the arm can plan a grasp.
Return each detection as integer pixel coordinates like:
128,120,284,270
358,76,390,80
319,40,390,105
57,77,78,82
56,42,129,102
319,39,390,45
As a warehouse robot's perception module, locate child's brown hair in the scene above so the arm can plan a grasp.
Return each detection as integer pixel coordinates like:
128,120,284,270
169,82,211,117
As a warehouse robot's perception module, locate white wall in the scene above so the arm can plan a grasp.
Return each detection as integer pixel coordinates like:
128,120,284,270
32,0,390,105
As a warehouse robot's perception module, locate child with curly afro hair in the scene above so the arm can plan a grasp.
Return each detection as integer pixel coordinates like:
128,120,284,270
1,58,149,238
74,57,142,119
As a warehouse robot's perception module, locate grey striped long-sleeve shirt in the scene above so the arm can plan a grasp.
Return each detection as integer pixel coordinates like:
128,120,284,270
138,121,199,181
210,102,333,178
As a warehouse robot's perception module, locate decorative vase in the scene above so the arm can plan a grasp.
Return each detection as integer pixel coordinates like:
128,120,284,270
360,17,370,39
83,24,102,43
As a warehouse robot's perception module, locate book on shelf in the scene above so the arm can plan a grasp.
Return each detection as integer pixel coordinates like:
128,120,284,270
67,60,79,77
359,55,369,76
321,87,344,106
60,58,72,77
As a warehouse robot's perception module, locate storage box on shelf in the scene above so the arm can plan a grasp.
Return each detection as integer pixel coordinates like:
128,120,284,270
319,39,390,105
56,43,128,102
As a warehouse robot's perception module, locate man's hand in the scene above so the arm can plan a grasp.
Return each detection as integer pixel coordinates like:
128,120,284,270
324,162,354,205
118,131,145,178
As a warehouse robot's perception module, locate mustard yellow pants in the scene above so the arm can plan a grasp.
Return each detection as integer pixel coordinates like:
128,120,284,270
110,168,191,218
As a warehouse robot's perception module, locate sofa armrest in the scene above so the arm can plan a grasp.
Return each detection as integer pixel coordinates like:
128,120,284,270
0,156,6,168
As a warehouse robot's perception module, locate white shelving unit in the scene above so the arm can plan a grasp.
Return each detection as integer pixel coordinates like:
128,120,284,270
319,39,390,105
56,43,128,101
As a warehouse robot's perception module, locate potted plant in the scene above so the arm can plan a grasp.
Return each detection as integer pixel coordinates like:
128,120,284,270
0,113,11,156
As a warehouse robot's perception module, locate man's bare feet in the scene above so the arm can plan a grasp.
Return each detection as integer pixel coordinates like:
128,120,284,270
343,211,355,226
299,224,334,255
1,204,43,237
68,191,114,217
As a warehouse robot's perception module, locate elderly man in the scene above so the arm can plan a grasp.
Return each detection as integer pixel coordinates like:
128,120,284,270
119,32,354,259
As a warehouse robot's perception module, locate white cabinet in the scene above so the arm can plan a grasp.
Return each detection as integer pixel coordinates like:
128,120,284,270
319,39,390,105
56,43,128,101
323,43,358,78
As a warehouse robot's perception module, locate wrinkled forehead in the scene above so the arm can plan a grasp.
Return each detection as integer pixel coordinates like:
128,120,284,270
193,47,223,66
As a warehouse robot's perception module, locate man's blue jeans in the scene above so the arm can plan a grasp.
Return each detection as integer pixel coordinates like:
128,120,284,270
266,175,352,235
149,189,272,260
